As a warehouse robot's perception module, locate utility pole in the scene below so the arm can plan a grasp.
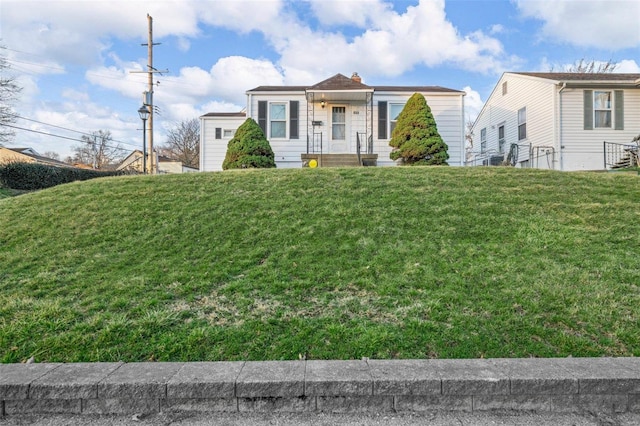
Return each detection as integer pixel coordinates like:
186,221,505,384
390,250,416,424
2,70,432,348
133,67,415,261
131,14,167,174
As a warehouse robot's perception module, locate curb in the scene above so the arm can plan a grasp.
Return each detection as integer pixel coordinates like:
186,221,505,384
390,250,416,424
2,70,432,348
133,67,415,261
1,358,640,416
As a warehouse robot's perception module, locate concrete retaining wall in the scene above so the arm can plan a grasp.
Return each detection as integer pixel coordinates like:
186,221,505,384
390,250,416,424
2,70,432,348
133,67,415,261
1,358,640,416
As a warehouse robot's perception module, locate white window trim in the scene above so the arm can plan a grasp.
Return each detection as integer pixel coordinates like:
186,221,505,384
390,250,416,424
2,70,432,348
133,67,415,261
480,127,487,153
269,102,288,139
389,103,405,135
594,91,612,129
498,123,506,153
518,107,527,141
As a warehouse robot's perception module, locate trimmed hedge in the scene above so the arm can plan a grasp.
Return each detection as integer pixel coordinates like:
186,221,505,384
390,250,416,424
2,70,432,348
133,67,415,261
0,162,126,190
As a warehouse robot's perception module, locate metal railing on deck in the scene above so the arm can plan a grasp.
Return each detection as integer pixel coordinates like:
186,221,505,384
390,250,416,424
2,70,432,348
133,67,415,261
604,141,639,169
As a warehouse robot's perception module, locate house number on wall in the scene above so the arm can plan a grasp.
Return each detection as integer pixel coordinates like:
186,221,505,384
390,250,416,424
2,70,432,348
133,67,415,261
353,111,359,115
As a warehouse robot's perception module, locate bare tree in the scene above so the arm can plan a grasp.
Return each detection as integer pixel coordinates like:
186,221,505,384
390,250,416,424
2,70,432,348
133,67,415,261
71,130,122,169
159,118,200,168
42,151,61,161
552,58,617,73
0,44,22,146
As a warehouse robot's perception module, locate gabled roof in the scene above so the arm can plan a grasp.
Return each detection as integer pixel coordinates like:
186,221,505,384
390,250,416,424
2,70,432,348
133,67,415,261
309,73,372,91
1,147,70,167
510,72,640,86
246,73,462,94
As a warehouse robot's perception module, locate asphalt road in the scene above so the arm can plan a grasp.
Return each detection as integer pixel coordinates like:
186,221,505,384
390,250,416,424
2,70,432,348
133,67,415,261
2,411,640,426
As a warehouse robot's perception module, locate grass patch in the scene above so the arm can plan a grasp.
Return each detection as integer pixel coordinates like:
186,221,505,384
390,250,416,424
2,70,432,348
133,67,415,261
1,167,639,362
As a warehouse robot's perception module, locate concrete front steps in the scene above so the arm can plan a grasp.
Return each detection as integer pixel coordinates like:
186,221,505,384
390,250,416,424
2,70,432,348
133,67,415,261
301,154,378,167
1,358,640,417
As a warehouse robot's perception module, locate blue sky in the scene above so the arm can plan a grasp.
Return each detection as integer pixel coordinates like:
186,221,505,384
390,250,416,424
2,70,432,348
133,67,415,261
1,0,639,159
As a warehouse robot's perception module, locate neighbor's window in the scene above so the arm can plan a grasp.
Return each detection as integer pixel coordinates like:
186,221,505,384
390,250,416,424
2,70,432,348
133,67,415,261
594,91,612,128
518,107,527,140
223,129,235,138
480,127,487,153
270,103,287,138
498,124,505,153
502,81,508,96
389,103,404,134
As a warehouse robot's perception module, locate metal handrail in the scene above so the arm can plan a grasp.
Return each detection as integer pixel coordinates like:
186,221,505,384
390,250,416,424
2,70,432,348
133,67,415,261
604,141,639,169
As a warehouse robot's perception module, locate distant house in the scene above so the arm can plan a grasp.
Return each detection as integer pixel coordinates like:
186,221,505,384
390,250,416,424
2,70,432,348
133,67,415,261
117,150,198,174
469,72,640,171
200,73,466,171
0,147,70,167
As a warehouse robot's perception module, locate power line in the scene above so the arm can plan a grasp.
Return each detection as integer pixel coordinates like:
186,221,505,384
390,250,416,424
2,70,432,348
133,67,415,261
8,113,139,148
1,123,136,154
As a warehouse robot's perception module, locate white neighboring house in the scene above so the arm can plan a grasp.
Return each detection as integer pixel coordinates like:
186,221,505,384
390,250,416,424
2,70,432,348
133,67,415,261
117,150,199,174
469,72,640,171
200,73,466,171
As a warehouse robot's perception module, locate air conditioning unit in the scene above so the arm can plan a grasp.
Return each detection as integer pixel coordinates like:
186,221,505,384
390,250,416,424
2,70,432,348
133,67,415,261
483,155,504,166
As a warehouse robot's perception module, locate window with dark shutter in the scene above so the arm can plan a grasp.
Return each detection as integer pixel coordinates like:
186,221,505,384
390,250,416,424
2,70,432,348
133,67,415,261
258,101,267,135
290,101,299,139
614,90,624,130
378,101,387,140
583,90,593,130
215,128,221,139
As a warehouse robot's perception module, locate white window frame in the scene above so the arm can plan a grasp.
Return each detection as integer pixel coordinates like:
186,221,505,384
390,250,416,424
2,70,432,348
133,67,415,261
518,107,527,141
223,129,235,138
498,123,505,153
389,103,405,135
269,102,288,139
594,91,612,129
480,128,487,153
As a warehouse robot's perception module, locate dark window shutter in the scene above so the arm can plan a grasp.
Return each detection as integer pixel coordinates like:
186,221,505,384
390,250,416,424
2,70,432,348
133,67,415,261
614,90,624,130
378,101,387,139
583,90,593,130
258,101,267,135
215,128,221,139
290,100,299,139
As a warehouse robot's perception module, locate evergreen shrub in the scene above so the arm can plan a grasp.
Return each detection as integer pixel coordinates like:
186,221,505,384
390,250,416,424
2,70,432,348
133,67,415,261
222,118,276,170
389,93,449,165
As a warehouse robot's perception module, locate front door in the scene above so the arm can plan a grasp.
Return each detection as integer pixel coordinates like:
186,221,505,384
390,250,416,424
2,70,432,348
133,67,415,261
329,105,349,153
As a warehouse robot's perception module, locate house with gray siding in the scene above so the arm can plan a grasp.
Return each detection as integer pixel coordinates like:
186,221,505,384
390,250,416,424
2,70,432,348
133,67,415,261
469,72,640,171
200,73,465,171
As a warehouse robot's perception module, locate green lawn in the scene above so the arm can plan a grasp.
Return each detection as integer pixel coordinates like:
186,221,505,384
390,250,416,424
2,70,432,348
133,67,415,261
0,167,639,363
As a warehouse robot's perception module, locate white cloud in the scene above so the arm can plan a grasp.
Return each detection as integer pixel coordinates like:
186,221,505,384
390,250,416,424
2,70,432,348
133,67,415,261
273,0,513,77
463,86,484,124
616,59,640,73
515,0,640,49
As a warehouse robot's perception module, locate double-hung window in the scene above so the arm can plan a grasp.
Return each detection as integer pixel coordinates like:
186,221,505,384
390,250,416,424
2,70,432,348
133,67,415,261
498,124,505,153
270,103,287,138
518,107,527,140
584,90,623,130
594,91,612,128
389,103,404,135
480,128,487,153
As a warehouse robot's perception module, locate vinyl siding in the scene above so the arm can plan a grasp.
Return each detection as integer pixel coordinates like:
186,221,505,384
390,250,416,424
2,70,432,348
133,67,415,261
471,73,556,168
374,92,465,166
201,90,464,170
560,87,640,170
200,116,246,171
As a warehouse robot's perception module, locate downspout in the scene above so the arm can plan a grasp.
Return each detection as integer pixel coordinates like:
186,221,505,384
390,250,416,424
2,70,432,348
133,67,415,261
461,93,466,166
558,82,566,171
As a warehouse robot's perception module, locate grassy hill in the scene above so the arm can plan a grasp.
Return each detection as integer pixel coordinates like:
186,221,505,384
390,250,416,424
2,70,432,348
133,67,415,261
1,167,639,363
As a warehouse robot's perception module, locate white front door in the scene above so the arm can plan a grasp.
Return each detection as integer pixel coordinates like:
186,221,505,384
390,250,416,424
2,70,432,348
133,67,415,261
329,105,350,153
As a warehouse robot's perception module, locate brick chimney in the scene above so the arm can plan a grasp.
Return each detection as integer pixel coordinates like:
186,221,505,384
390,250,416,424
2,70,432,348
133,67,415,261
351,72,361,83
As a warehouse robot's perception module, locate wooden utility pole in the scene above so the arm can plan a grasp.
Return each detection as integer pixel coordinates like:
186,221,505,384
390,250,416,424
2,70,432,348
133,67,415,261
132,14,167,174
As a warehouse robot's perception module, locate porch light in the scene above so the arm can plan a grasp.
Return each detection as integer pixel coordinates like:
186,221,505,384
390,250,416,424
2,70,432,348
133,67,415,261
320,100,325,108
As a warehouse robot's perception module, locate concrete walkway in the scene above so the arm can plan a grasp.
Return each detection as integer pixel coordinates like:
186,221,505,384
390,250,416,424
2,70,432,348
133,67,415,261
1,357,639,419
